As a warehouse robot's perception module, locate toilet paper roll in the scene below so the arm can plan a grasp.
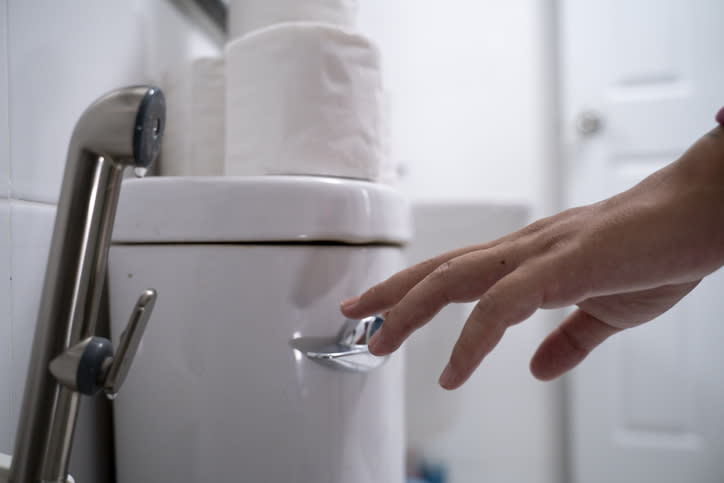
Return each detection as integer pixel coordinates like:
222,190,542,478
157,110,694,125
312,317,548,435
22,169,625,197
228,0,358,40
225,23,384,180
377,91,398,185
159,57,225,176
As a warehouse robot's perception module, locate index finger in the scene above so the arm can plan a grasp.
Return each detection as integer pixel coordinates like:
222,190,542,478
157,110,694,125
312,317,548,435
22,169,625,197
340,242,496,319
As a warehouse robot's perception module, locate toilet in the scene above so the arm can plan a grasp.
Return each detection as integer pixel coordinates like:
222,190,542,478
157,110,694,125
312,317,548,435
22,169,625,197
107,176,410,482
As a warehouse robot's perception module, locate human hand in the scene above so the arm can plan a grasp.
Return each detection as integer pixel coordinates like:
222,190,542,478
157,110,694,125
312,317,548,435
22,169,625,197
341,127,724,389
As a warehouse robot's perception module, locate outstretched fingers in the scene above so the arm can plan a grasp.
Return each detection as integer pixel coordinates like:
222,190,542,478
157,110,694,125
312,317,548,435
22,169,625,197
340,241,508,320
529,308,621,381
363,248,516,356
438,267,544,389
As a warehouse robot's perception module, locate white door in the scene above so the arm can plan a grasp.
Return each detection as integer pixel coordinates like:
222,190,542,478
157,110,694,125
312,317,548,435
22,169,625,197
559,1,724,482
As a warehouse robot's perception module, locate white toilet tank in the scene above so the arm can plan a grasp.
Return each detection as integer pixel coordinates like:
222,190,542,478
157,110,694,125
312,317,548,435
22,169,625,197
108,176,410,483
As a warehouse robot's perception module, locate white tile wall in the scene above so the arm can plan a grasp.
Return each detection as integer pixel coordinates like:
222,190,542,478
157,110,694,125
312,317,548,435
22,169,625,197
0,202,11,454
8,201,56,443
5,0,222,204
6,0,148,203
1,0,9,198
1,0,222,475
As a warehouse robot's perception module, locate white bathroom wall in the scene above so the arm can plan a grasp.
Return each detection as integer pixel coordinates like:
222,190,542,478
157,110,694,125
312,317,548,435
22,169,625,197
0,0,221,480
0,0,8,199
360,0,556,214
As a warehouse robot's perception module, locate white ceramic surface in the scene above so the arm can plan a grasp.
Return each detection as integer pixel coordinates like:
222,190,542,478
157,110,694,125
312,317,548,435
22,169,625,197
109,177,409,482
109,244,405,482
0,204,11,454
113,176,411,244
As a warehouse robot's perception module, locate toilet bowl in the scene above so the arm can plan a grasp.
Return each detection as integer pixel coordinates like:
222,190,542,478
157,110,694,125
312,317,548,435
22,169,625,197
107,176,410,482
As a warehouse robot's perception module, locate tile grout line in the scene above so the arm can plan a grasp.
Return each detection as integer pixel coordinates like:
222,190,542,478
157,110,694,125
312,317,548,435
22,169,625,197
9,197,58,208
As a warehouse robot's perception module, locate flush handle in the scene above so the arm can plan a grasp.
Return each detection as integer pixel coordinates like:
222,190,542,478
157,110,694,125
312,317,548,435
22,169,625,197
49,289,157,398
294,316,388,372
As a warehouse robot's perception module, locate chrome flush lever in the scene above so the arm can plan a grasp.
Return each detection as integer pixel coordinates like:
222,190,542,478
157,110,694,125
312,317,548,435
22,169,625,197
337,315,384,346
49,289,157,399
292,316,387,372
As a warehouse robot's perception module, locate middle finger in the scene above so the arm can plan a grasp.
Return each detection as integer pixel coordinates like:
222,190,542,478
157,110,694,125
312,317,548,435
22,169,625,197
368,246,517,355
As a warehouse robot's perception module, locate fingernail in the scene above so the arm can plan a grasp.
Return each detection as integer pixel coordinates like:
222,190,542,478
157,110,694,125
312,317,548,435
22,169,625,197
367,330,383,354
438,363,457,389
340,295,360,311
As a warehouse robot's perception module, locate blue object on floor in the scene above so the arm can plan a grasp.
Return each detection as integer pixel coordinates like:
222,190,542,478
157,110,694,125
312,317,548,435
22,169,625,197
406,461,447,483
420,463,446,483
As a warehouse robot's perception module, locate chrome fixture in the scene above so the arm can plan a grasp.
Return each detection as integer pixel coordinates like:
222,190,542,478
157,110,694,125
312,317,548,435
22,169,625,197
575,109,603,136
9,86,165,482
48,289,156,399
291,316,388,372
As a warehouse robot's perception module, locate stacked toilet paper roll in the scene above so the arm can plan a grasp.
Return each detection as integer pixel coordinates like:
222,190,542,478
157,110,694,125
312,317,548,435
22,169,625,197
377,91,398,185
228,0,358,39
225,22,385,180
159,57,225,176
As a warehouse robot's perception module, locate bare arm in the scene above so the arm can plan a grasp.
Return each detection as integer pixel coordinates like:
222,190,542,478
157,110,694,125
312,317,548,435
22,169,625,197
341,125,724,389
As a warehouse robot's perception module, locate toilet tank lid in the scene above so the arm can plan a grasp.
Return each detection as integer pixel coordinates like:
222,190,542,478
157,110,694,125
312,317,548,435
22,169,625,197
112,176,412,245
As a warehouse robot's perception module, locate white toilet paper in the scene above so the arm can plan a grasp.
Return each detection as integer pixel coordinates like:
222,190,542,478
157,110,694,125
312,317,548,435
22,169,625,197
377,91,398,185
159,57,225,176
225,23,384,180
228,0,358,40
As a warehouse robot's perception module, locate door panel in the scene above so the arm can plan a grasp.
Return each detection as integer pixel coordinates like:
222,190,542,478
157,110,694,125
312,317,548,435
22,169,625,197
559,1,724,481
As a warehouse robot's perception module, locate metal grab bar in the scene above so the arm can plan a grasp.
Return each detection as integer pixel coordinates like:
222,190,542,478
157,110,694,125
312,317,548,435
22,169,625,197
9,86,165,482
